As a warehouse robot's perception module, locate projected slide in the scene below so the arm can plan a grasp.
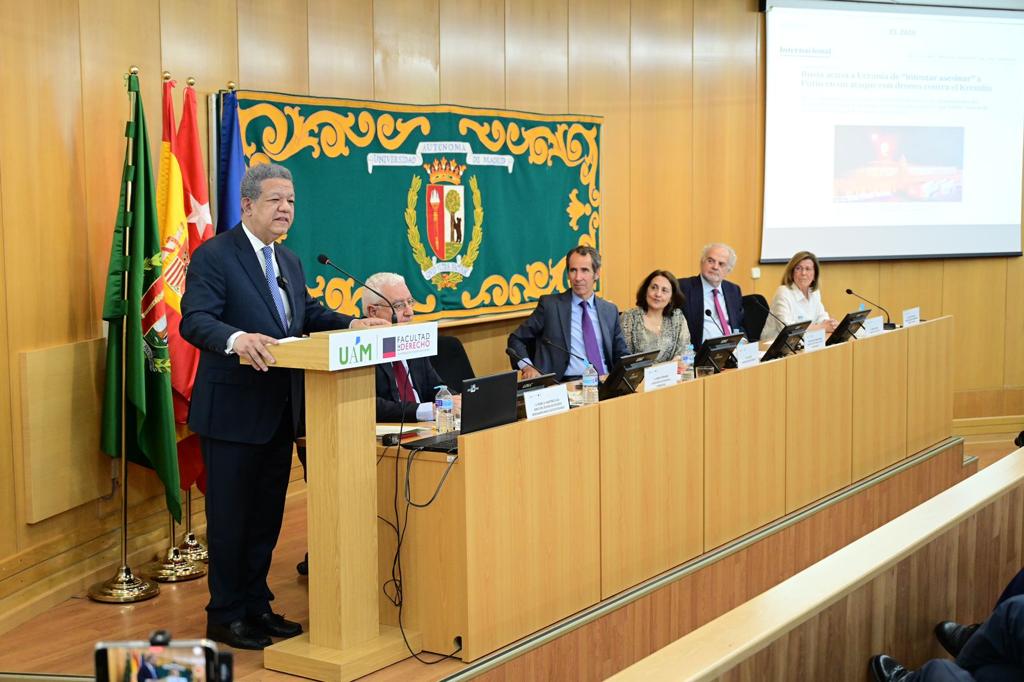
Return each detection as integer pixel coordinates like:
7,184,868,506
833,125,963,203
762,2,1024,261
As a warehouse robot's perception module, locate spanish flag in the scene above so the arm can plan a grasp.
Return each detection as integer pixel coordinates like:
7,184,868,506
156,79,203,491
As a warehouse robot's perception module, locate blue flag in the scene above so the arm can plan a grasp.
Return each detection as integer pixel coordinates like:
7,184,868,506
217,90,244,233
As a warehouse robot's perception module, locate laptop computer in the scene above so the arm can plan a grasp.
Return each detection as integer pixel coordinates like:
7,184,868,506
401,370,519,453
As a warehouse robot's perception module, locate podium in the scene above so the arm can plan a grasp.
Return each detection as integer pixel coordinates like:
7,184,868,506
257,322,438,680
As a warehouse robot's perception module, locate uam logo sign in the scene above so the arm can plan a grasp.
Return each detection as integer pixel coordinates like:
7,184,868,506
332,334,376,369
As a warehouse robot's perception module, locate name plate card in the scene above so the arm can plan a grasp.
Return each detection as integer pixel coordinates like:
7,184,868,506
644,362,680,392
803,328,826,352
861,316,885,337
902,307,921,327
733,342,761,368
523,384,570,420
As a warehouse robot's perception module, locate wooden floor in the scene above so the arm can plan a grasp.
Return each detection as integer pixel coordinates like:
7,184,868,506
0,435,1016,681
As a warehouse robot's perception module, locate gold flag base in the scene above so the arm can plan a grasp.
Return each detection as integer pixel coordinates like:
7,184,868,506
88,565,160,603
178,531,208,563
142,546,207,583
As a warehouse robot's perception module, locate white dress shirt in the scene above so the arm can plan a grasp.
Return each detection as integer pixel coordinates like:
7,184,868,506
760,284,830,341
701,276,733,342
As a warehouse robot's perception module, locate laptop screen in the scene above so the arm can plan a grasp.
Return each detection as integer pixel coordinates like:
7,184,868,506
460,370,519,435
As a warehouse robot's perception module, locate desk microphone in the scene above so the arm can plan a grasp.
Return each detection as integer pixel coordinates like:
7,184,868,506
845,288,896,330
749,297,801,354
317,253,397,323
542,336,590,366
704,309,727,337
506,347,540,372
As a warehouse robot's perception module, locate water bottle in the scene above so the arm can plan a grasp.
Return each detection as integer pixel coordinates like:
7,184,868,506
681,343,696,381
581,362,600,405
434,385,456,433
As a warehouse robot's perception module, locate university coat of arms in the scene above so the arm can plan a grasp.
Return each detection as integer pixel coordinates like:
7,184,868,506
405,157,484,290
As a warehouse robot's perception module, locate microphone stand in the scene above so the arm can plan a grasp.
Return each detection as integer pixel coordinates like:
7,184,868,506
317,254,398,323
846,289,896,330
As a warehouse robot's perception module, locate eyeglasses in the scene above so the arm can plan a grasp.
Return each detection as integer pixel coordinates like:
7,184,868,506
371,298,417,312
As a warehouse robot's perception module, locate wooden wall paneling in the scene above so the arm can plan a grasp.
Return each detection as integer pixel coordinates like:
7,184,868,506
692,0,762,293
628,0,693,286
599,382,703,598
751,263,786,299
307,0,374,99
373,0,440,104
703,361,786,550
818,261,880,324
461,407,601,661
878,260,944,324
440,0,505,108
504,0,568,114
80,0,163,322
0,167,13,557
0,1,93,552
1003,255,1024,391
851,330,908,481
238,0,310,94
942,258,1007,392
784,343,853,512
471,441,967,682
20,341,109,523
907,318,953,456
567,0,630,305
160,0,240,169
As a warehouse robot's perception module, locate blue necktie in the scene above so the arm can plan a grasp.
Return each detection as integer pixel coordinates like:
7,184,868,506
261,245,288,331
580,300,606,375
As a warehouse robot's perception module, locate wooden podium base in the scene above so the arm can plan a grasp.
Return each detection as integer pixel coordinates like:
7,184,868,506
263,626,421,681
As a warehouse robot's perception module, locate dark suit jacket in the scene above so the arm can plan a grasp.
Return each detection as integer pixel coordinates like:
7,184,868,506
375,357,444,422
180,225,354,445
508,290,628,381
679,275,747,348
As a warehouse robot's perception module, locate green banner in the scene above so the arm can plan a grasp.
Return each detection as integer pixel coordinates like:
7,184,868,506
237,92,602,320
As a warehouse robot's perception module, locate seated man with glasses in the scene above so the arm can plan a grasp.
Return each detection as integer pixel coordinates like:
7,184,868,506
363,272,460,422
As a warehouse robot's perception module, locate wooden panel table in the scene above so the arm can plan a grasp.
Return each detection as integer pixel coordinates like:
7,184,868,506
703,360,787,550
906,317,954,455
852,328,909,481
784,343,853,512
378,405,602,662
599,379,704,598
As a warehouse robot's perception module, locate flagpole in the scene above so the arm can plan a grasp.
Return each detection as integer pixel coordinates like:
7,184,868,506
178,488,209,562
141,511,206,582
88,67,160,604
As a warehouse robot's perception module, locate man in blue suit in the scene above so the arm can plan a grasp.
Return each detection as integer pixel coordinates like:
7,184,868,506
181,163,387,650
679,243,748,348
508,245,628,381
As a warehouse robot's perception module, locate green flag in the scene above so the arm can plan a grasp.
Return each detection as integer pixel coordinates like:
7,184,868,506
100,72,182,522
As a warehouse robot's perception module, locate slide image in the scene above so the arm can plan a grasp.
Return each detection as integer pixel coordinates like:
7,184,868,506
833,125,963,203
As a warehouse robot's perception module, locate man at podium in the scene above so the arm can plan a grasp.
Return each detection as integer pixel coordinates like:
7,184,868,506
180,163,388,650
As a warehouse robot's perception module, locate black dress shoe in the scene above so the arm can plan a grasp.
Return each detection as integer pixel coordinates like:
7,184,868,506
297,552,308,576
935,621,980,657
250,611,303,638
206,619,272,650
869,654,914,682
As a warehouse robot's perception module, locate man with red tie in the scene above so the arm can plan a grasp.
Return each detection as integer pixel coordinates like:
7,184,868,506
364,272,461,421
679,242,748,348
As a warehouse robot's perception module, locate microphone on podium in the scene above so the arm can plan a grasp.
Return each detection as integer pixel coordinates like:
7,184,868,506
317,253,398,323
542,336,589,366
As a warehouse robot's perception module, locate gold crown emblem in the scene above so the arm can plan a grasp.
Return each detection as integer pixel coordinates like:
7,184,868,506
423,157,466,185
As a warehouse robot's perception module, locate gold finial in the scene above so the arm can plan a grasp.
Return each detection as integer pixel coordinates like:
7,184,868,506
129,65,139,75
162,71,172,82
186,77,196,87
227,81,237,91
